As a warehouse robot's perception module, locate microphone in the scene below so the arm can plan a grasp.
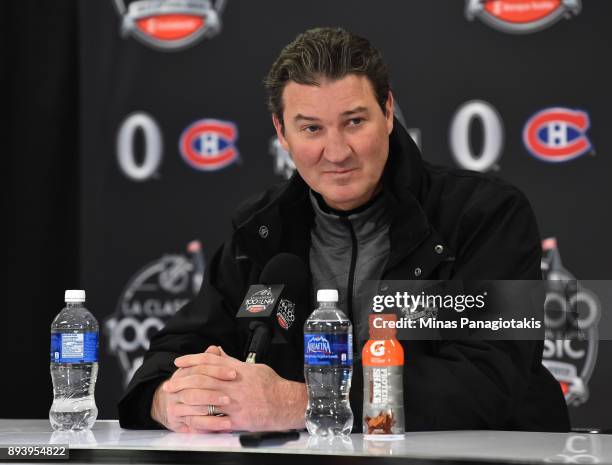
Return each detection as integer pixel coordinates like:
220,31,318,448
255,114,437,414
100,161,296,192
235,254,310,363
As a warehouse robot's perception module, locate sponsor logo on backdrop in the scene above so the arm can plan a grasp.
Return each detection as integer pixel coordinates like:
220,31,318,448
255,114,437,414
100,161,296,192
105,240,206,385
180,119,240,171
112,0,227,51
541,237,600,406
523,107,593,163
465,0,581,34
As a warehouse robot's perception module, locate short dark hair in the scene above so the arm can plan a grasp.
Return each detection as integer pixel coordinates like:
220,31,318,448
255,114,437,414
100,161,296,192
264,27,390,125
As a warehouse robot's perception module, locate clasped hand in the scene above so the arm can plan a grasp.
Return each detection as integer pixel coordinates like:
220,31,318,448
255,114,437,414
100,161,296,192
151,346,306,433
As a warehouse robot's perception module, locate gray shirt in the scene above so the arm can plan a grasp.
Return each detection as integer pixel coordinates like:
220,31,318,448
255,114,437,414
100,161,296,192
309,190,391,343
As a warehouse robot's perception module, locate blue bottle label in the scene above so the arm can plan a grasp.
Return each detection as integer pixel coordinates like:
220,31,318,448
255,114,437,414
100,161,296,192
50,332,98,363
304,333,353,367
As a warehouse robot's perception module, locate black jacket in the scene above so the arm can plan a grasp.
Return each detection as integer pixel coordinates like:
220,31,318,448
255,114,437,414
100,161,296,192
118,121,570,432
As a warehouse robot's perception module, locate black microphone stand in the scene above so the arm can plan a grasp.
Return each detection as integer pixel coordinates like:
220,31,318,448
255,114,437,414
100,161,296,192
245,321,271,363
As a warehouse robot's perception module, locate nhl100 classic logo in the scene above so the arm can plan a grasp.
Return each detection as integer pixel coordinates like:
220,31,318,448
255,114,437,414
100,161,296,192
541,237,601,406
112,0,227,51
307,336,332,355
105,241,205,385
465,0,581,34
245,288,274,314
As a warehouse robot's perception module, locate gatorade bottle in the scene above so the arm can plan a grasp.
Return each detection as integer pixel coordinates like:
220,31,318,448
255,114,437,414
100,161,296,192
362,313,405,439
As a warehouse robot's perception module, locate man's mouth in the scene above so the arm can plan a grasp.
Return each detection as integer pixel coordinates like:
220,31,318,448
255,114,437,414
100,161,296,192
324,168,357,175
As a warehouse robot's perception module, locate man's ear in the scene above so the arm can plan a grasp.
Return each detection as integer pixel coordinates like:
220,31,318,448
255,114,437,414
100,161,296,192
385,91,394,135
272,114,290,152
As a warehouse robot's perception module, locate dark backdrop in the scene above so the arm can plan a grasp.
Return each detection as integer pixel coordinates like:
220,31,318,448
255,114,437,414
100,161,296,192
4,0,611,429
3,0,79,419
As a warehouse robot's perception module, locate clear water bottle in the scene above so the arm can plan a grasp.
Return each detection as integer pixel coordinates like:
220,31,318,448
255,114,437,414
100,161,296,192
304,289,353,437
49,290,99,431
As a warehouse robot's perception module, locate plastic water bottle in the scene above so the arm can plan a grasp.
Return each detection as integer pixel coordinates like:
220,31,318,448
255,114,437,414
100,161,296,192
304,289,353,437
49,290,99,431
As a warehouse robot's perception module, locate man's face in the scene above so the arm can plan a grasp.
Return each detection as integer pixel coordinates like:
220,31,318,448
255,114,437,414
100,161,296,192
273,74,394,211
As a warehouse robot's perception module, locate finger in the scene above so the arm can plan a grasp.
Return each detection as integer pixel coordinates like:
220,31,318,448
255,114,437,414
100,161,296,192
167,373,221,395
204,345,222,355
177,388,230,406
175,424,190,434
175,352,229,368
170,364,237,382
165,374,230,396
172,402,229,417
184,415,231,432
167,421,189,433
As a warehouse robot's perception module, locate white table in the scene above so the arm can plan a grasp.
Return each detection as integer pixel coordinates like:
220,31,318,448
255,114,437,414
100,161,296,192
0,420,611,464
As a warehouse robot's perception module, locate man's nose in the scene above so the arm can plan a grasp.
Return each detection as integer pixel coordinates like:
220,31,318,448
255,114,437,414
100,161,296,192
322,130,352,164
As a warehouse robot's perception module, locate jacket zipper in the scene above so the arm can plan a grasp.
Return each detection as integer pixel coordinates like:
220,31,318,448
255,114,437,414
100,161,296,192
343,217,358,318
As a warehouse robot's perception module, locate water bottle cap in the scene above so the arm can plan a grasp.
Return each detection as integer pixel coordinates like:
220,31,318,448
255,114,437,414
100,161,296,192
317,289,338,302
65,289,86,302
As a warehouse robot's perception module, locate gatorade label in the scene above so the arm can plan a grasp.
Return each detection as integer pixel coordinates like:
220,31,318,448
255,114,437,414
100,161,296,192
362,339,404,366
50,332,98,363
304,333,353,366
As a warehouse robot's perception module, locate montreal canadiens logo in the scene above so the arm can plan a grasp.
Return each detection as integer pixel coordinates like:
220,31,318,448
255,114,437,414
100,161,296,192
112,0,226,51
179,119,239,171
522,108,593,162
465,0,581,34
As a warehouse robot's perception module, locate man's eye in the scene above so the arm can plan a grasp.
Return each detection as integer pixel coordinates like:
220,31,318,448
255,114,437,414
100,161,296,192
349,118,364,126
304,125,320,133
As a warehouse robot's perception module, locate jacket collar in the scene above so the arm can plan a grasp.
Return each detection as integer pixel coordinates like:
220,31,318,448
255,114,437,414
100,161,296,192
235,119,451,269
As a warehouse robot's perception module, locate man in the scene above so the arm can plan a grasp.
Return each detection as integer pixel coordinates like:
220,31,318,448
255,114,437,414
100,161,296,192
119,27,569,433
